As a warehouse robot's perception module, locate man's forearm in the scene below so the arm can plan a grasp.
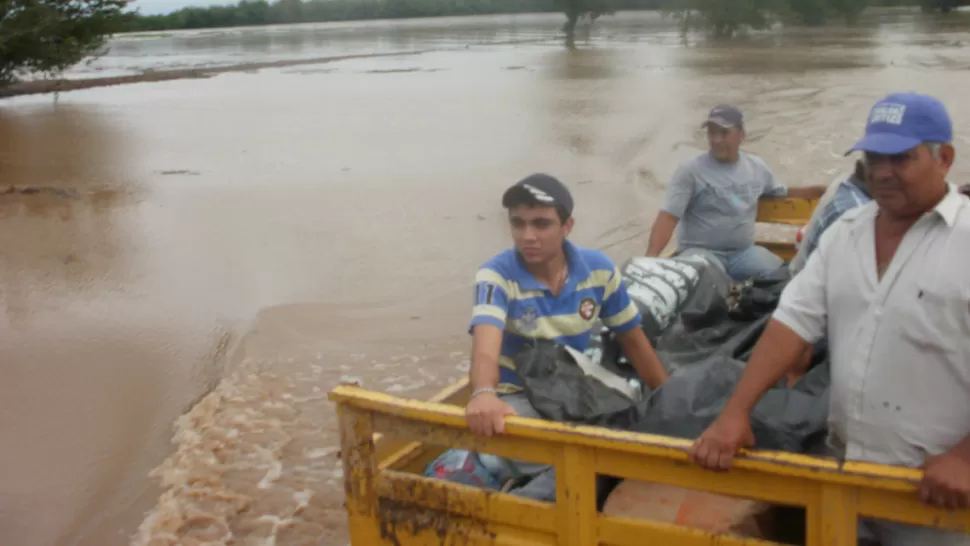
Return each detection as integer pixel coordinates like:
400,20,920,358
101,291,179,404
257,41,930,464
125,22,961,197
470,324,503,391
646,212,678,257
946,434,970,462
722,319,811,416
646,234,668,257
617,328,668,389
470,356,499,391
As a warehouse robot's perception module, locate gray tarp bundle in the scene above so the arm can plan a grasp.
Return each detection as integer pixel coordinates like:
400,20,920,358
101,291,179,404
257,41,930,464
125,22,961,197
513,257,830,454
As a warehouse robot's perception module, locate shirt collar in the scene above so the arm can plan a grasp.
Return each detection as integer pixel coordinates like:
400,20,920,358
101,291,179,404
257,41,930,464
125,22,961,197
847,183,965,228
846,173,871,198
933,183,966,228
514,240,592,292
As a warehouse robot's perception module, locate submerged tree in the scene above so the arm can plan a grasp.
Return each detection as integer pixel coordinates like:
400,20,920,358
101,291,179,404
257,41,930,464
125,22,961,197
0,0,131,86
668,0,779,38
919,0,963,11
554,0,616,47
668,0,870,38
785,0,868,25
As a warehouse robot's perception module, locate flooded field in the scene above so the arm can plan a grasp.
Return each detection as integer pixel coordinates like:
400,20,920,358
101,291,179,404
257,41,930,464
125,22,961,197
2,8,970,546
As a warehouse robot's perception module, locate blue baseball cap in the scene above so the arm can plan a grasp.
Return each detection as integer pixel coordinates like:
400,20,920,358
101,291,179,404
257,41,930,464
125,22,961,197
846,92,952,156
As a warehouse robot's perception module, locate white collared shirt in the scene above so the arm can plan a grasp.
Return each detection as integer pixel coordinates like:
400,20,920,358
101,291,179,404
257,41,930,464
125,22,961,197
775,183,970,467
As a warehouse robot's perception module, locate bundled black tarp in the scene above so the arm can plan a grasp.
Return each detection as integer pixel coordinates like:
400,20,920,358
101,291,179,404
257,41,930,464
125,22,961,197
653,265,803,371
587,253,734,379
512,263,830,455
610,336,830,454
617,254,733,343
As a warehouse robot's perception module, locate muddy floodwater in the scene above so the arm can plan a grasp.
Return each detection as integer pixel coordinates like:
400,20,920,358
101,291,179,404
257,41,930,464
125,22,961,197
3,8,970,546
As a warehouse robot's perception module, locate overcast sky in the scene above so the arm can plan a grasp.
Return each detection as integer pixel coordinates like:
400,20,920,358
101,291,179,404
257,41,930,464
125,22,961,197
133,0,241,16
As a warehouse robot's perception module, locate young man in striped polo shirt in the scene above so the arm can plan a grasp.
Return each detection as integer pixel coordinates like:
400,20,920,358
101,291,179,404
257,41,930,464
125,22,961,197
465,173,669,438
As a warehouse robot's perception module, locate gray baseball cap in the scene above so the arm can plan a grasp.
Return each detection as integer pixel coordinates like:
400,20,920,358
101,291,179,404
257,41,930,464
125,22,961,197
703,104,744,129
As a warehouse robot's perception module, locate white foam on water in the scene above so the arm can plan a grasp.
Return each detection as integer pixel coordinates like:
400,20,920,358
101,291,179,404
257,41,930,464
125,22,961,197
338,375,363,385
385,380,426,393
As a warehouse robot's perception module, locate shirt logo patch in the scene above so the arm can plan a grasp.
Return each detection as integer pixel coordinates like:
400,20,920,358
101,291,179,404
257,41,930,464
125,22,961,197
518,306,539,333
578,298,596,321
869,103,906,125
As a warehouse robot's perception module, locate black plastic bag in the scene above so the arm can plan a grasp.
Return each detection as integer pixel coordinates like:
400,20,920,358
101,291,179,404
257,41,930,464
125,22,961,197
605,357,830,453
513,341,641,425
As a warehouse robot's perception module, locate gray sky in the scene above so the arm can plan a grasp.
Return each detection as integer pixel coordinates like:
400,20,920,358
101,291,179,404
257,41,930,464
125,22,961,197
133,0,241,16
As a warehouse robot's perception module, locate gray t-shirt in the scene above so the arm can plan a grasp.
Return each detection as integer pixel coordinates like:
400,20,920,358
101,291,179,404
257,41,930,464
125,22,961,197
661,151,787,252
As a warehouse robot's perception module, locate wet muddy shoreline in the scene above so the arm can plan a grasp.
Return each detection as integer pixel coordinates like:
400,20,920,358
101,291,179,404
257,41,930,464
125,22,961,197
0,36,556,99
0,50,429,99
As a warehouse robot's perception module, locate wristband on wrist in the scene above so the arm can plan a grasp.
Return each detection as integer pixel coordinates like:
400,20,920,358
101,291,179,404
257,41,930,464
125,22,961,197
470,387,498,400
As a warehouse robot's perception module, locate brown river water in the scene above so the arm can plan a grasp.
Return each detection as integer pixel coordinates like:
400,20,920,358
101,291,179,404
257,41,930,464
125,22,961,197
2,8,970,546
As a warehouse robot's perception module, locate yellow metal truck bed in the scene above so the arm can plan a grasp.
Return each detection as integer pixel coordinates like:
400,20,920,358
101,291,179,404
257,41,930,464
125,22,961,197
330,385,970,545
328,197,968,545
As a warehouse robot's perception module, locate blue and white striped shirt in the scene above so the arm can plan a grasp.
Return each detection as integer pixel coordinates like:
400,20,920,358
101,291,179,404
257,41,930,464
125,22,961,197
469,240,641,387
791,175,871,275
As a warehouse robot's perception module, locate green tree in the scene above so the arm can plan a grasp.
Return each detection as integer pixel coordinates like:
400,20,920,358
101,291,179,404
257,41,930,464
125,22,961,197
554,0,616,47
1,0,131,85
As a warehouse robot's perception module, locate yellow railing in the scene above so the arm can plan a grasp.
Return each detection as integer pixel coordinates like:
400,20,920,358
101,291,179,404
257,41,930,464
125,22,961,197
330,384,970,546
757,197,819,227
754,197,820,261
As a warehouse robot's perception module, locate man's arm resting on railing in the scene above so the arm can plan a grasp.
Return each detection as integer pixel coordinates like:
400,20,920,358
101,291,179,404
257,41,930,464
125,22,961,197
690,232,830,471
920,434,970,509
470,324,501,392
645,211,679,257
466,324,517,437
688,320,811,471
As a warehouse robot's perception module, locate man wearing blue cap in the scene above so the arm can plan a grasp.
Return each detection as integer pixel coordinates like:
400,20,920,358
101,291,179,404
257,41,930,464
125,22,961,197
689,92,970,544
644,104,826,281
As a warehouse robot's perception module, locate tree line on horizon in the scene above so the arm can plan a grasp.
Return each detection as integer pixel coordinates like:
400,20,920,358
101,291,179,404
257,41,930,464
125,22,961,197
1,0,966,88
121,0,657,32
119,0,965,33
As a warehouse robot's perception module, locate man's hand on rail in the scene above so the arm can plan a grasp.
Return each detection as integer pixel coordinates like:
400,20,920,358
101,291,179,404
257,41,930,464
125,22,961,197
688,409,754,471
465,392,517,437
919,450,970,510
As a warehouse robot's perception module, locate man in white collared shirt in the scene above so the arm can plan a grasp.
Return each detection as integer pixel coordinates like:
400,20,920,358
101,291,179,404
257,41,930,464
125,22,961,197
688,92,970,545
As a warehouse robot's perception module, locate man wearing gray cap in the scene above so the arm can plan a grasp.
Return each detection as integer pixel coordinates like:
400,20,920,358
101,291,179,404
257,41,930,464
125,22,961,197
689,92,970,544
644,105,826,281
